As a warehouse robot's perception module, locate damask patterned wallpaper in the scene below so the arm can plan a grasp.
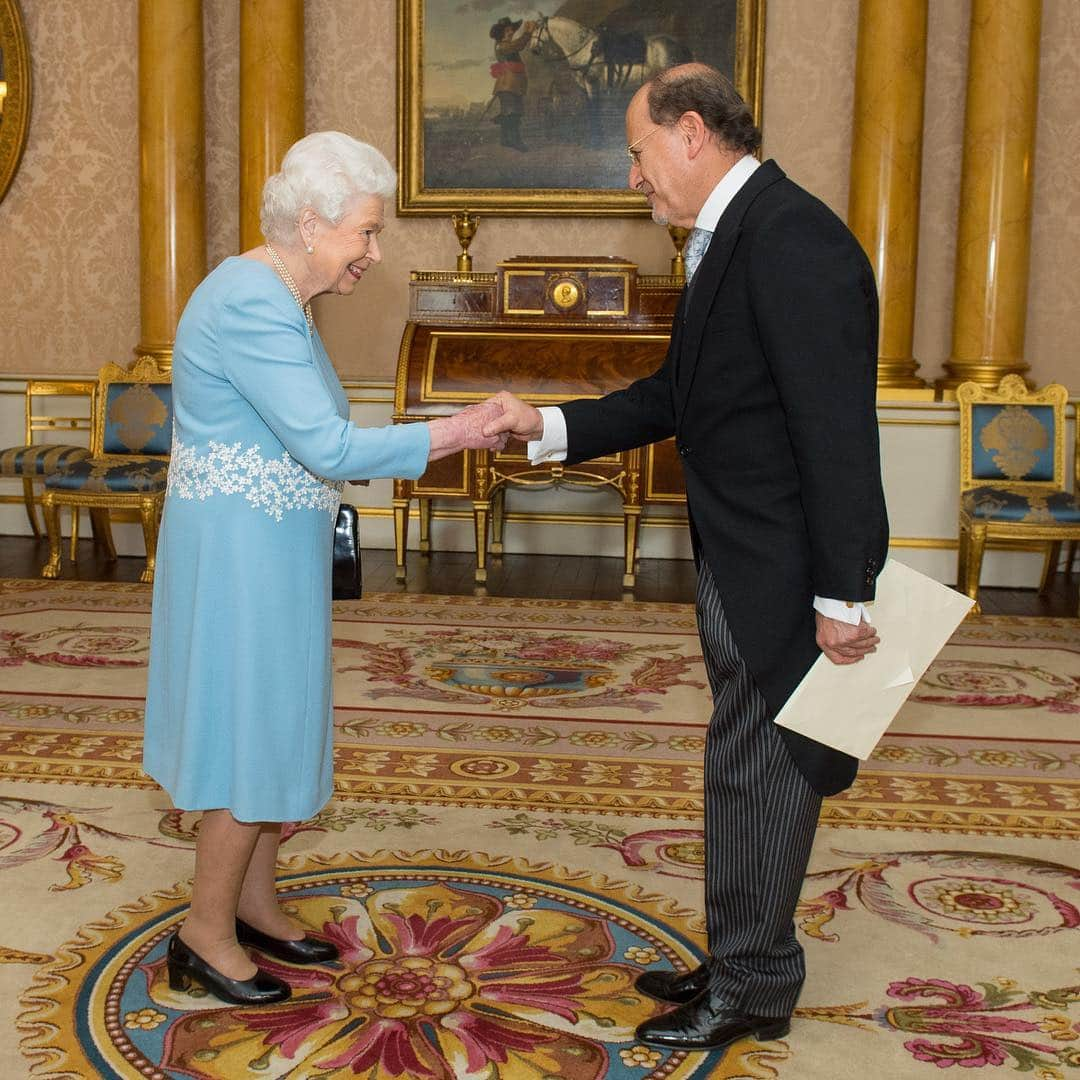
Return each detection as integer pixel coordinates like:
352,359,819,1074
0,1,139,375
1026,0,1080,379
0,0,1077,391
205,0,240,272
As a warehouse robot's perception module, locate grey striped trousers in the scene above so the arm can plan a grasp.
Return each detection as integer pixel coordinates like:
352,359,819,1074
695,562,822,1017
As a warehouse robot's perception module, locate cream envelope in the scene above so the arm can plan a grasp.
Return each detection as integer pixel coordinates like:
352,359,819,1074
774,559,975,759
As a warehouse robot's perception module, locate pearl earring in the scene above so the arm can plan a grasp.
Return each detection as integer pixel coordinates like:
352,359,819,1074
305,244,314,254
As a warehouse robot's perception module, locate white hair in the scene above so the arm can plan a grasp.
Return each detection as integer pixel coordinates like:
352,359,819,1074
260,131,397,243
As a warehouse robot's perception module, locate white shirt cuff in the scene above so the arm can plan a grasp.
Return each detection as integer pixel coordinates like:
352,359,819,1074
528,406,568,464
814,596,868,625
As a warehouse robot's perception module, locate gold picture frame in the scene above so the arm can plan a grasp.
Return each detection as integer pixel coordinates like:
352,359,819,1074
0,0,31,205
397,0,765,216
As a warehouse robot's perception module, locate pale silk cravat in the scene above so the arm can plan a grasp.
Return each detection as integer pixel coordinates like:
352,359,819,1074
683,226,713,282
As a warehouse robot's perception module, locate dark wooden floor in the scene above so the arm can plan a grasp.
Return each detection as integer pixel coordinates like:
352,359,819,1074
0,535,1075,615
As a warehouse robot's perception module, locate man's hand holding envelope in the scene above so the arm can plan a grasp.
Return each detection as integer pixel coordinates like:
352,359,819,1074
776,560,975,760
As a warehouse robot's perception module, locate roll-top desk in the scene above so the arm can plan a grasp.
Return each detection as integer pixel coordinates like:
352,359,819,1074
393,255,686,587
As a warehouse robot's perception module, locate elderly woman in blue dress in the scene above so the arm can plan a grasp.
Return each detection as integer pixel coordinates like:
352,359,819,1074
143,132,503,1006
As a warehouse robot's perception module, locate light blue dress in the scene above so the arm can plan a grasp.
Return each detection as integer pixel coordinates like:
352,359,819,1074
143,257,430,822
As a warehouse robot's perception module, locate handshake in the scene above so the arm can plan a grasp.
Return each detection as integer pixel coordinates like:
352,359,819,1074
426,392,545,462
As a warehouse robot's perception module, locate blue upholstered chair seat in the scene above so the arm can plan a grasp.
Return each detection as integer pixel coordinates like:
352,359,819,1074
45,457,168,494
963,485,1080,524
0,444,91,477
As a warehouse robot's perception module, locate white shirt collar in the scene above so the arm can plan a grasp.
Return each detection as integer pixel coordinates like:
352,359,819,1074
694,155,760,232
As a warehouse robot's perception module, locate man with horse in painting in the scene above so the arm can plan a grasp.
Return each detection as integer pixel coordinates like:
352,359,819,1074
489,16,537,151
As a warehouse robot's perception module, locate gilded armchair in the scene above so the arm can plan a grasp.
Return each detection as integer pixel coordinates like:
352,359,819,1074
0,379,95,540
41,358,172,584
956,375,1080,614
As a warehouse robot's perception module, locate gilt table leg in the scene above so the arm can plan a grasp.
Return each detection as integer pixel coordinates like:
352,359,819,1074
473,500,490,584
418,497,432,553
393,480,410,583
621,448,643,590
623,507,641,590
490,484,506,556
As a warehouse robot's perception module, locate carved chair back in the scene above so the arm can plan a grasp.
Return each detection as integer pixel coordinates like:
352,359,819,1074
92,358,173,459
957,374,1067,495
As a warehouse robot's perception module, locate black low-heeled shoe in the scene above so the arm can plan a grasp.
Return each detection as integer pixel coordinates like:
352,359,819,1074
235,917,340,964
166,933,291,1005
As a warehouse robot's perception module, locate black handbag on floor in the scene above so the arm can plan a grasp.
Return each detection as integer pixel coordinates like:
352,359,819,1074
332,503,362,600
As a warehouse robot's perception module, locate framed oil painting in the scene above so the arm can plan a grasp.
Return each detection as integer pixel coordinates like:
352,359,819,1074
397,0,764,216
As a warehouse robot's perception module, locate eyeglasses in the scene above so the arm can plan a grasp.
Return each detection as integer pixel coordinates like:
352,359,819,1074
626,125,664,166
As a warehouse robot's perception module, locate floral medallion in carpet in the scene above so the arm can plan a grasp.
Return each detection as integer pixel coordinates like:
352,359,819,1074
20,854,728,1080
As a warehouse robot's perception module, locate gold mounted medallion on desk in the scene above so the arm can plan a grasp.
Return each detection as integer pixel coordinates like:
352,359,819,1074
548,276,584,313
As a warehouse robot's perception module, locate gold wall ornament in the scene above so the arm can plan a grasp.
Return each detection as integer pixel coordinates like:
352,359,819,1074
667,226,690,279
0,0,31,205
452,210,479,274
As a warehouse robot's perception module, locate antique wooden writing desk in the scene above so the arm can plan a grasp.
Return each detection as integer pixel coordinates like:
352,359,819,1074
393,255,686,586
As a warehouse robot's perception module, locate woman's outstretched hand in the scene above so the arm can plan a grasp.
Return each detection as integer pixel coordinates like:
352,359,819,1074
427,400,511,462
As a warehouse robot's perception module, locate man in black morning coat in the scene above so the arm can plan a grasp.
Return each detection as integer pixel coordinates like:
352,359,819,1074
483,63,889,1055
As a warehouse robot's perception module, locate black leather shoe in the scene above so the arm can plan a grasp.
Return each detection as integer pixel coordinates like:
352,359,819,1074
236,918,340,964
166,933,291,1005
635,994,790,1051
636,963,711,1004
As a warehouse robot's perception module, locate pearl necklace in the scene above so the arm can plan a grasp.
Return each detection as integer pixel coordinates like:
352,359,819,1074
265,244,314,334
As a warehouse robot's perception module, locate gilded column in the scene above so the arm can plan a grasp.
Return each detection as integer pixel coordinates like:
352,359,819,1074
847,0,930,394
240,0,305,251
137,0,206,372
939,0,1042,391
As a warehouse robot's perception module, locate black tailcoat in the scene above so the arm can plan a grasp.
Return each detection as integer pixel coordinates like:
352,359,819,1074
560,160,889,796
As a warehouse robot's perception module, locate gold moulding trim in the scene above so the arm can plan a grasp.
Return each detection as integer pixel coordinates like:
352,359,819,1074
500,261,637,271
875,387,938,402
638,275,687,286
937,362,1032,391
878,417,957,426
132,349,173,378
369,506,687,529
410,271,497,284
875,357,930,388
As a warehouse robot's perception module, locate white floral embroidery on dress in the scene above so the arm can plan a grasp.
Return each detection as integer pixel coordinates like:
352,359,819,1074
168,434,343,522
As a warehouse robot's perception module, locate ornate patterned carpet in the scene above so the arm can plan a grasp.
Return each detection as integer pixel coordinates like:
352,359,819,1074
0,578,1077,1078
